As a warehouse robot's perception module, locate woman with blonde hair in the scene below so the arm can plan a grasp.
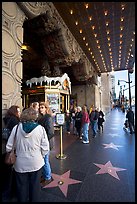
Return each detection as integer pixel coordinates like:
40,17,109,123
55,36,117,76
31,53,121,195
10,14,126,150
38,101,54,187
6,107,49,202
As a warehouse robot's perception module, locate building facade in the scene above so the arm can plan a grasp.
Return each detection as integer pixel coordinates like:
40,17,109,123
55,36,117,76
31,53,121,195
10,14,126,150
2,2,112,122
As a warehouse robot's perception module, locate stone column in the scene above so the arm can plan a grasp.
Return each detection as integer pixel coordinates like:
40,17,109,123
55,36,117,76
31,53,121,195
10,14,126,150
2,2,26,115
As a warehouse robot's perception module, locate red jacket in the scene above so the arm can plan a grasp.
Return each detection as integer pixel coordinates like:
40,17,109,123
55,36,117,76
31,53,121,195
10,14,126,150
81,112,90,125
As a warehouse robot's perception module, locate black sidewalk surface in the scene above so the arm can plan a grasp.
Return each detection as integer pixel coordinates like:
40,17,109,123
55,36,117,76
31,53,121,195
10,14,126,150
3,108,135,202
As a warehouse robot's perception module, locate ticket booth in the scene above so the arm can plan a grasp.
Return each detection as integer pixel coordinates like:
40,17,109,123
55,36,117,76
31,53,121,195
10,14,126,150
22,73,71,114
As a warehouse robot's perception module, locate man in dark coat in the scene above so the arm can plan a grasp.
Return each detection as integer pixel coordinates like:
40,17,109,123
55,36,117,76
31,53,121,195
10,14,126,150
126,107,134,134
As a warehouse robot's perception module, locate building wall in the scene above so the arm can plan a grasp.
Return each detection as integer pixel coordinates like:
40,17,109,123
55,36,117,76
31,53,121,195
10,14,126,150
2,2,112,122
101,73,112,114
72,84,95,109
2,2,26,118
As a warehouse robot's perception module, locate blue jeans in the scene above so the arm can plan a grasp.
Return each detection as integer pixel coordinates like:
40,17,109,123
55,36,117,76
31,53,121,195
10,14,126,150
91,121,98,136
43,152,51,180
82,123,89,142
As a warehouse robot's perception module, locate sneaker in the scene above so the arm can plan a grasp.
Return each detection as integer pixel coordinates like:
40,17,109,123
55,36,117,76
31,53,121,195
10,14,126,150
79,136,82,140
82,140,89,144
41,177,53,187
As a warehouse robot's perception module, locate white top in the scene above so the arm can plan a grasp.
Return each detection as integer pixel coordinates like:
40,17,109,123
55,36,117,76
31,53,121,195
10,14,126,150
6,123,50,173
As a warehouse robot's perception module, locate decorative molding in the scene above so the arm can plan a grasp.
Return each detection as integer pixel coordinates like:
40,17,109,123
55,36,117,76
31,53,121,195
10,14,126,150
17,2,96,80
2,2,17,20
2,2,25,109
2,15,11,30
2,29,17,57
2,72,16,97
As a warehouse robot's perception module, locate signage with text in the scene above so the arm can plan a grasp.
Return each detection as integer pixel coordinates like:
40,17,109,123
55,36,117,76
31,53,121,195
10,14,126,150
56,113,65,125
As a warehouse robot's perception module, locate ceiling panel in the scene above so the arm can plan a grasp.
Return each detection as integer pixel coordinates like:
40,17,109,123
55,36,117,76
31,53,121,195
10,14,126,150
53,2,135,74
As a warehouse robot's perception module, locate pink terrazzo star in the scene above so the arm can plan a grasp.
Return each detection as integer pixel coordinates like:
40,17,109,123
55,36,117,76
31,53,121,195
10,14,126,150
103,142,123,150
94,161,126,180
43,170,82,197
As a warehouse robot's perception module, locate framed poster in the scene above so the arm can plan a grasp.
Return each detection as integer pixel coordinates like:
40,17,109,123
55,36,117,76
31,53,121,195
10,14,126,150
47,93,60,113
56,113,65,125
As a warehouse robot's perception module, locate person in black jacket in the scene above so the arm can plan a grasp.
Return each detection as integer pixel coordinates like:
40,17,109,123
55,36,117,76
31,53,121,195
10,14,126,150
89,107,99,137
38,101,54,187
126,107,135,134
98,109,105,132
2,105,21,202
75,106,83,139
65,110,72,134
3,106,21,133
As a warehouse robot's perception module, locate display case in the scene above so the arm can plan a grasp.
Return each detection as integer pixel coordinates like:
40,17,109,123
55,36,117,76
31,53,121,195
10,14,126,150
22,73,71,115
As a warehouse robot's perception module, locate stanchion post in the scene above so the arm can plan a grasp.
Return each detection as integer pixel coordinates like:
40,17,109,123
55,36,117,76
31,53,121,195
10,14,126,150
56,113,67,160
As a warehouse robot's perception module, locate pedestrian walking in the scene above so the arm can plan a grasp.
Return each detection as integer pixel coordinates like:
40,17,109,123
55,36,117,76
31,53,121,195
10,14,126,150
89,107,99,138
70,106,77,135
98,109,105,133
75,106,83,139
126,107,135,134
65,110,71,134
81,105,90,144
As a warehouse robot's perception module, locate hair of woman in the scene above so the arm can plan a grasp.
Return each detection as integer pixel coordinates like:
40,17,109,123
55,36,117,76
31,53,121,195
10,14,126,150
6,105,20,117
20,107,38,122
39,101,52,115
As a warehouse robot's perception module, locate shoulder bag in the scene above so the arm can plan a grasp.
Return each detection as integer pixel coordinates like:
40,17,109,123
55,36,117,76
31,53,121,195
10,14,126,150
5,123,19,165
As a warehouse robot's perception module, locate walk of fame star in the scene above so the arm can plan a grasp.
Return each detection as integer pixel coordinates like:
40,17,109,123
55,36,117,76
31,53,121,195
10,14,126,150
103,142,123,150
43,170,82,197
94,161,126,180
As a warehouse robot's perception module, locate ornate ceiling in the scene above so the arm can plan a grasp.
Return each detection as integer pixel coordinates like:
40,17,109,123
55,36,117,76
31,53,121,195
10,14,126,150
53,2,135,74
19,2,135,86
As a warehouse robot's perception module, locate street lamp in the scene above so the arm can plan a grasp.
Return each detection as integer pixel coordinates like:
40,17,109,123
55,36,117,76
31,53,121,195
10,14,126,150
118,72,132,108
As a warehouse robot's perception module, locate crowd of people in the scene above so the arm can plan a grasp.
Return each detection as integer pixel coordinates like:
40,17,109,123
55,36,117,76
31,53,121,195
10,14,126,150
68,104,105,143
2,102,134,202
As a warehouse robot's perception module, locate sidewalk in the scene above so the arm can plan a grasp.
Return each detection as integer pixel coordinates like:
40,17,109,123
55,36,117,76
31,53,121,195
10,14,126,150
40,108,135,202
8,109,135,202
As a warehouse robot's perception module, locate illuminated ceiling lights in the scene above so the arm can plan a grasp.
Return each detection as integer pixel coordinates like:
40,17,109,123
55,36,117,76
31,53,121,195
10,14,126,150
21,44,29,50
85,4,89,9
70,10,73,15
66,2,134,74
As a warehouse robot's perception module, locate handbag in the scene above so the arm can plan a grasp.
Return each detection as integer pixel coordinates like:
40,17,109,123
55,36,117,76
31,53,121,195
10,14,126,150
5,123,19,165
5,151,16,165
